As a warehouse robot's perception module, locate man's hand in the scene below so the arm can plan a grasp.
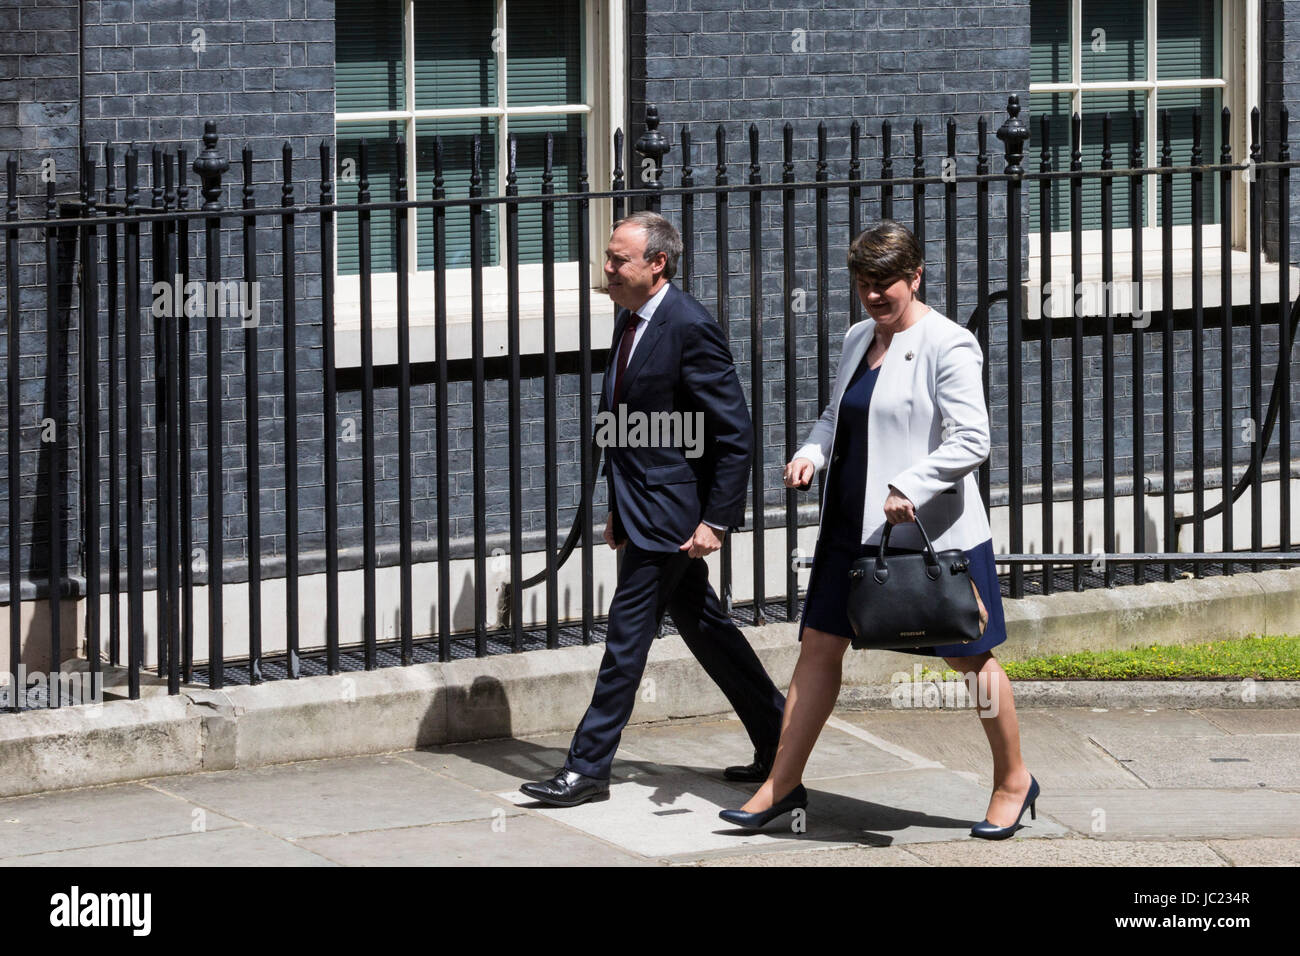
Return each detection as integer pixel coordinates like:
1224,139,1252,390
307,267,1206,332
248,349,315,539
884,485,915,524
680,522,724,558
604,512,626,550
783,457,815,489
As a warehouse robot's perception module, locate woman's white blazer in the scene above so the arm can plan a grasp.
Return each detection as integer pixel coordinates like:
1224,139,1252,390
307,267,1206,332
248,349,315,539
793,307,993,553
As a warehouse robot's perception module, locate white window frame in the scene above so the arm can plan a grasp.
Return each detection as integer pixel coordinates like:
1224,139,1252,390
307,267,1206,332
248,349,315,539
1025,0,1297,318
332,0,623,366
1031,0,1235,231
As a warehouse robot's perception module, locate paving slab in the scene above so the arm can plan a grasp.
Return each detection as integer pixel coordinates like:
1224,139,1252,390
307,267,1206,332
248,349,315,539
1196,709,1300,735
1043,707,1229,738
618,715,916,781
1039,788,1300,839
1083,734,1300,788
406,734,662,792
904,837,1228,867
836,709,1145,790
803,766,1072,844
0,825,336,867
687,838,1229,867
6,703,1299,865
680,844,929,866
405,735,576,792
145,754,517,839
616,717,767,775
297,815,655,866
499,769,861,858
1205,838,1300,865
0,784,242,859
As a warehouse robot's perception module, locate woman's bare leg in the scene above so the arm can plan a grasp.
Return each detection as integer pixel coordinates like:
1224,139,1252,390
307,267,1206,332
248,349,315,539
740,627,850,813
943,651,1034,827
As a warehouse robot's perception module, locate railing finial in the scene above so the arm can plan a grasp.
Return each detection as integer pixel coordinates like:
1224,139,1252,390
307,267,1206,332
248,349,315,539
634,104,671,210
997,94,1030,176
192,120,229,211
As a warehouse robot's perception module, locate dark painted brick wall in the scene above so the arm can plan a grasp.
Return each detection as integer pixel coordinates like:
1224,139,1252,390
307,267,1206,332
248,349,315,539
1263,0,1300,259
630,0,1029,505
0,0,82,590
1,0,1298,600
79,0,336,579
630,0,1297,511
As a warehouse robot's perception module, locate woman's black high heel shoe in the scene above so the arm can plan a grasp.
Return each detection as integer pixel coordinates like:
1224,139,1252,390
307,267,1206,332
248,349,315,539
970,775,1039,840
718,785,809,830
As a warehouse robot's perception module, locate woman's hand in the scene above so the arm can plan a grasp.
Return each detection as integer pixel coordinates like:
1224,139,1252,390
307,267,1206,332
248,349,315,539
884,485,915,524
784,457,815,489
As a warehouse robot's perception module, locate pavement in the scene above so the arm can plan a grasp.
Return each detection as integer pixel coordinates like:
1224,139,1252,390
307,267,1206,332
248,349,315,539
2,702,1298,866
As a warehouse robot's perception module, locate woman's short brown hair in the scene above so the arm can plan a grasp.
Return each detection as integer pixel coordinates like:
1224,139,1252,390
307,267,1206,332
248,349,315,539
847,220,924,285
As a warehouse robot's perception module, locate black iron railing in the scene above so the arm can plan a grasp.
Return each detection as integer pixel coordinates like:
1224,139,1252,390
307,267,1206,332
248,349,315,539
2,95,1299,710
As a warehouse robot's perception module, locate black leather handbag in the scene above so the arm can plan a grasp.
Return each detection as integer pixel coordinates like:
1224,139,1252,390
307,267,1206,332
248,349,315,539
845,516,987,650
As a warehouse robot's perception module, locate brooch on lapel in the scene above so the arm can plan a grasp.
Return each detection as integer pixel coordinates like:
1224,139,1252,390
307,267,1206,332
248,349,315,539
905,350,914,360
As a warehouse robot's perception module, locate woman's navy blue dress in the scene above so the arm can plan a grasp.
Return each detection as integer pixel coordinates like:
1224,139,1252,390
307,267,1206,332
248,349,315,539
799,347,1007,657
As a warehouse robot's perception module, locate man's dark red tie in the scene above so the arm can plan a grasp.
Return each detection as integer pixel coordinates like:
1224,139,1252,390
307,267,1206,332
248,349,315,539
612,313,640,404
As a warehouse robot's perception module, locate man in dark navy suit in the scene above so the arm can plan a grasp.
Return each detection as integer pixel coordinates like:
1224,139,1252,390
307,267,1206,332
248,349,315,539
520,212,786,807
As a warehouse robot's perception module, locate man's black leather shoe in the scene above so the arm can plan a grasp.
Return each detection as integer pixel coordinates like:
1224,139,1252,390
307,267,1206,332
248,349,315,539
519,769,610,808
723,748,775,783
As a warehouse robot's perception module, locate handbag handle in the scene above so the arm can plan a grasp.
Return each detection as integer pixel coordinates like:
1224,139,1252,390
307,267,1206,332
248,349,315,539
874,514,941,582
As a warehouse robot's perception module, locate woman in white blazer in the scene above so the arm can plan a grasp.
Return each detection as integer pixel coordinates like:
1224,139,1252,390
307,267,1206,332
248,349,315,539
719,221,1039,839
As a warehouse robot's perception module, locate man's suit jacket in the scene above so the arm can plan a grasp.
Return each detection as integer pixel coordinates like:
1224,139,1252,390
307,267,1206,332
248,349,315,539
599,281,753,553
794,307,993,553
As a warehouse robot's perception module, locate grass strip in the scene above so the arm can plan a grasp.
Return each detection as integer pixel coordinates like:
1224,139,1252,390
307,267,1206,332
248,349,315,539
904,635,1300,681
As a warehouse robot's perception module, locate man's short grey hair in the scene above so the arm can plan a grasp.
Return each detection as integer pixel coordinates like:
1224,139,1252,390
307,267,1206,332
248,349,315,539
612,211,683,280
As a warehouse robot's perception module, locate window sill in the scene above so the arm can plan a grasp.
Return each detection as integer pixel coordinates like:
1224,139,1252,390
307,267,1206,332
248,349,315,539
1026,227,1299,320
332,269,618,367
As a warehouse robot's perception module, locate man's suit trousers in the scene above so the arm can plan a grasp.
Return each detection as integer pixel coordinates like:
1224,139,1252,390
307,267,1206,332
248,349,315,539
564,542,785,779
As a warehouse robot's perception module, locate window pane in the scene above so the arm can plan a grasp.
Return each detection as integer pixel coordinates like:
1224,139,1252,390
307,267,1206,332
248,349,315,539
508,114,585,263
1081,0,1147,82
1031,0,1072,84
1029,92,1072,233
506,0,583,106
415,118,501,270
1030,93,1154,232
1081,90,1147,230
337,123,403,275
413,1,498,109
1156,88,1222,226
336,0,405,112
1157,0,1221,80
